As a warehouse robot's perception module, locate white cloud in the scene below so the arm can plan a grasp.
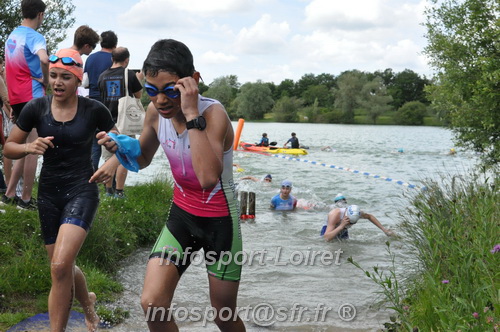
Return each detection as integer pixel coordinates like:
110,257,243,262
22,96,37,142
304,0,389,30
118,0,253,29
201,51,238,64
234,14,290,54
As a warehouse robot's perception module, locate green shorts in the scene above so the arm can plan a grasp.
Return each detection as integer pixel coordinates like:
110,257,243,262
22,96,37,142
150,203,243,281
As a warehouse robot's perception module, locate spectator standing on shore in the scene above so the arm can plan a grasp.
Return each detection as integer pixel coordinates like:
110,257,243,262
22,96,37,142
84,30,117,171
98,47,142,198
70,25,100,56
4,48,116,332
2,0,48,210
0,56,13,193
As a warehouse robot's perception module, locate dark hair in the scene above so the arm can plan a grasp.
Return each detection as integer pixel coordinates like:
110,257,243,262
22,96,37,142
21,0,46,19
100,31,118,49
73,25,100,49
142,39,195,78
291,132,296,136
112,47,130,63
263,133,267,136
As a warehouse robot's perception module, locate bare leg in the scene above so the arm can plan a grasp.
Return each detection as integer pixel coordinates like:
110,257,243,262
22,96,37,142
208,276,246,332
141,258,180,332
75,266,100,331
5,157,23,197
20,130,38,201
3,156,13,185
115,165,128,191
46,224,88,332
5,129,37,200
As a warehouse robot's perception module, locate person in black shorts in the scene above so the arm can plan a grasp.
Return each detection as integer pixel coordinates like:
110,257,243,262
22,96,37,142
4,48,116,332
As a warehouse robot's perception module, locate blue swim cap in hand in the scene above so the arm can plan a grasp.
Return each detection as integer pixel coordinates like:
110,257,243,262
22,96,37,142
107,132,141,172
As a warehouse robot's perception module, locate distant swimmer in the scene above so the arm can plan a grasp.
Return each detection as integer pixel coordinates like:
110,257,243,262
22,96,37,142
321,146,335,152
321,194,395,241
448,148,456,155
270,180,297,211
241,174,272,183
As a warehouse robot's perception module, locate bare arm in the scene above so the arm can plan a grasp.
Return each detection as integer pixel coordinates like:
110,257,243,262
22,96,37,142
241,176,259,182
323,209,350,242
176,76,230,189
362,212,394,236
136,102,160,168
4,126,54,159
133,90,143,99
37,49,49,87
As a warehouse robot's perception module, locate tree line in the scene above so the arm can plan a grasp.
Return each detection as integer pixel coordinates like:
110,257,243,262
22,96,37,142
1,0,497,164
200,68,434,126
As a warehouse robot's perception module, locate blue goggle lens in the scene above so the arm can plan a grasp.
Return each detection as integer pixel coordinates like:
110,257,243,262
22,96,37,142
144,83,179,98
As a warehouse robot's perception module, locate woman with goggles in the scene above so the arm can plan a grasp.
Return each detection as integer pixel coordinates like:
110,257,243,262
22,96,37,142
4,48,117,332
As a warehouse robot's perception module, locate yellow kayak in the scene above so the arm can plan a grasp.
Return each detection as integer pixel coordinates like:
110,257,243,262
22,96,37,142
267,147,308,155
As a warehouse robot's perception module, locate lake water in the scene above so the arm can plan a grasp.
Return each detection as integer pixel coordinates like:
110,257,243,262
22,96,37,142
107,122,477,331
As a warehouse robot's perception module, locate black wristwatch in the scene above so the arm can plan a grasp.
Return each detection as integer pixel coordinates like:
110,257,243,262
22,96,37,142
186,116,206,131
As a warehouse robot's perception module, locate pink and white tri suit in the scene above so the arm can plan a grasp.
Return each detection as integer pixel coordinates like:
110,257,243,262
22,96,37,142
157,95,238,218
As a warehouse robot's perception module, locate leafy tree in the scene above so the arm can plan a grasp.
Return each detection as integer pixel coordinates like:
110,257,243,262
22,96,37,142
390,69,429,109
372,68,395,87
302,85,333,107
394,101,428,125
333,70,367,123
315,73,336,89
234,80,274,120
203,75,240,118
272,96,301,123
424,0,500,165
0,0,76,57
274,78,295,99
296,73,318,94
198,81,209,95
358,77,393,124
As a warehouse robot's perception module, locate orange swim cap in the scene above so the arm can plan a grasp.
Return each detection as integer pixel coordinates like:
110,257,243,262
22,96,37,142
49,48,84,81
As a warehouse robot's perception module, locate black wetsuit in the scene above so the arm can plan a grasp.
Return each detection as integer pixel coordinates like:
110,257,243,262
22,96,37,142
286,136,299,148
16,96,114,244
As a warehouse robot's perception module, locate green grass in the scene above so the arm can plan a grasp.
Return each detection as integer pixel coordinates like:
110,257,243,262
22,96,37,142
350,170,499,331
0,178,173,330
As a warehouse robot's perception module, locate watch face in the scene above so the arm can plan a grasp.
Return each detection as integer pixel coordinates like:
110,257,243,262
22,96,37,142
197,116,206,129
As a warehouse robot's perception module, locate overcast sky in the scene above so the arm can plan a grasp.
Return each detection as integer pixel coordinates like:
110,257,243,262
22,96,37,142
58,0,433,85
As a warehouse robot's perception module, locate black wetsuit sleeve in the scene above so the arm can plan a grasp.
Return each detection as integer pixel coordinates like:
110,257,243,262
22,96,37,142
16,97,48,133
129,71,143,95
94,100,116,132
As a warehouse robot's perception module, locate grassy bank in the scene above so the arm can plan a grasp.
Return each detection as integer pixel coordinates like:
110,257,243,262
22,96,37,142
0,178,173,330
351,170,499,331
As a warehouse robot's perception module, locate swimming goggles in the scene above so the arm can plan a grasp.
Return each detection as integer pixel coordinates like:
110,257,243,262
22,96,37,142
144,83,180,99
48,55,82,67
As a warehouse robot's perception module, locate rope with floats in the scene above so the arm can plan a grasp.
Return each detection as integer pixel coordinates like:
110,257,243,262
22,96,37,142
270,154,425,190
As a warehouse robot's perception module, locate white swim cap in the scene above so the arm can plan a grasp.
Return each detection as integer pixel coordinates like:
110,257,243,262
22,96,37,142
346,205,361,224
334,193,346,202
